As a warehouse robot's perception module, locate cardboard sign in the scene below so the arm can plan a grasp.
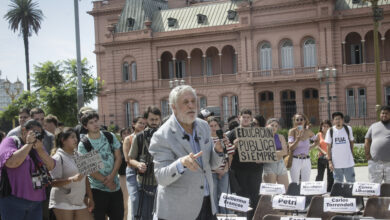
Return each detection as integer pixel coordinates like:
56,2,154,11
259,183,286,195
272,195,306,211
280,217,321,220
235,127,277,163
323,197,356,213
300,181,327,195
219,193,250,212
352,182,380,196
74,150,104,175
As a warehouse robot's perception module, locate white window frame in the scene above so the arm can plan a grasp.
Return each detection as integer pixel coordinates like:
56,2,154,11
123,62,129,82
357,88,366,118
206,57,213,76
346,88,356,117
281,40,294,69
260,43,272,70
303,39,317,67
126,101,139,127
131,62,137,81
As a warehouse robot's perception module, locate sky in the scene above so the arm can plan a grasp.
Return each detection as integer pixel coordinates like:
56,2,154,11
0,0,98,109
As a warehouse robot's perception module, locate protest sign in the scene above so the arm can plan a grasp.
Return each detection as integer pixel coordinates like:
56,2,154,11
272,195,306,211
235,127,277,163
259,183,286,195
219,193,250,212
352,182,380,196
300,181,327,195
323,197,356,213
74,150,104,175
280,217,321,220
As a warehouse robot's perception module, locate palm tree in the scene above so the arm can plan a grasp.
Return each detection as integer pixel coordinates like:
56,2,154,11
4,0,43,91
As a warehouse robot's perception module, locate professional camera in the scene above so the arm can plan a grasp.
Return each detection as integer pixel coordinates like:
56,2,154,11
144,128,157,140
34,131,44,141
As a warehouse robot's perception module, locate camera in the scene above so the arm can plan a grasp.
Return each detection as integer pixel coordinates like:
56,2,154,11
34,131,44,141
144,128,157,140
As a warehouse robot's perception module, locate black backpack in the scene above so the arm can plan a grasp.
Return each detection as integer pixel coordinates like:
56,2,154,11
329,124,354,153
81,131,114,153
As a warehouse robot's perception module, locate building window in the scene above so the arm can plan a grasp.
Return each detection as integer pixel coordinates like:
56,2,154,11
125,101,139,127
176,61,186,78
123,62,129,82
161,99,171,118
281,40,294,69
259,43,272,70
206,57,213,76
303,38,317,67
346,88,356,117
199,97,207,110
131,62,137,81
357,88,366,118
169,61,174,79
351,44,362,64
222,95,239,123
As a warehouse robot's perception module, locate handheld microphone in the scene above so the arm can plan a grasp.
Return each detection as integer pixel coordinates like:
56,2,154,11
216,129,228,159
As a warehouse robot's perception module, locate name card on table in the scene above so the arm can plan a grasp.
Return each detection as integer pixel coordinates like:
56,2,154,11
352,182,380,196
259,183,286,195
280,217,321,220
324,197,356,213
219,193,250,213
217,217,247,220
272,195,306,211
74,150,104,175
300,181,327,195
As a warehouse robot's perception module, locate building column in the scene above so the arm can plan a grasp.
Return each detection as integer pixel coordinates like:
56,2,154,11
187,56,191,77
342,41,346,65
381,37,386,61
172,57,177,79
157,59,161,79
361,39,366,63
202,54,207,76
219,53,223,75
274,89,281,119
235,52,239,74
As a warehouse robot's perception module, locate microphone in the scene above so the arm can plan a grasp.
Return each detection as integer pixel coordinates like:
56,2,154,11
182,134,190,141
216,129,228,159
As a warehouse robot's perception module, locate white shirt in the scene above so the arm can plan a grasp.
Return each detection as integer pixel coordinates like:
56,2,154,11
325,125,355,169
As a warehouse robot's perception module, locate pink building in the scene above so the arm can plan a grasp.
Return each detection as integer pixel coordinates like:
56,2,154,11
90,0,390,128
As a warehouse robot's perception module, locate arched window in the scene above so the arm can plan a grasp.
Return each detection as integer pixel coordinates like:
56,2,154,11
303,38,317,67
123,62,129,82
131,62,137,81
125,101,139,127
259,43,272,70
281,40,294,69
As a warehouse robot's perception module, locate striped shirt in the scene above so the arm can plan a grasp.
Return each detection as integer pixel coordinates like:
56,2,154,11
212,136,235,171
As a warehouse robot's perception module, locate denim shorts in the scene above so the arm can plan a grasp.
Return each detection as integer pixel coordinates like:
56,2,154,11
263,159,287,176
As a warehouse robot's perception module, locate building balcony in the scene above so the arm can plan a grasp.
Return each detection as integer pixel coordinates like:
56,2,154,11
158,74,239,88
339,61,390,75
246,67,318,83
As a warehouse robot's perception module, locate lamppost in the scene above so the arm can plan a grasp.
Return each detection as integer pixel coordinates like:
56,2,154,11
317,67,337,120
3,78,23,128
169,78,185,89
365,0,384,120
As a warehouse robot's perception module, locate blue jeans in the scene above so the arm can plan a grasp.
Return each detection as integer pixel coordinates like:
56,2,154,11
333,166,355,183
126,167,139,220
212,172,232,214
0,196,42,220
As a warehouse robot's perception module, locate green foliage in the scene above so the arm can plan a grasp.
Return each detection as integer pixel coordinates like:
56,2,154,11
0,58,101,128
278,129,289,140
352,126,368,143
309,145,367,167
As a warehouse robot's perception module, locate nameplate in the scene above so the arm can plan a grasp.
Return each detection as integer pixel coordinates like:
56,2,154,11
219,193,250,212
280,217,321,220
217,217,247,220
352,182,380,196
323,197,356,213
272,195,306,211
300,181,327,195
259,183,286,195
74,150,104,175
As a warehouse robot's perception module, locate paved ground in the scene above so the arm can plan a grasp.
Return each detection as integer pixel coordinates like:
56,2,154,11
306,166,369,182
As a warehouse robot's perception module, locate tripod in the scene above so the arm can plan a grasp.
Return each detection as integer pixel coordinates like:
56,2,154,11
135,153,155,220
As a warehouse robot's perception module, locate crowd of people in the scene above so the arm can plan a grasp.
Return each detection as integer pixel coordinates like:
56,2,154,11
0,86,389,220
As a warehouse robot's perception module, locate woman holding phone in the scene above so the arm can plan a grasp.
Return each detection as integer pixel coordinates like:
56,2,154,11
288,113,316,183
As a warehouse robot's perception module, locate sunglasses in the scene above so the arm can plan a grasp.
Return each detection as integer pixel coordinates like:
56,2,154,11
295,118,304,122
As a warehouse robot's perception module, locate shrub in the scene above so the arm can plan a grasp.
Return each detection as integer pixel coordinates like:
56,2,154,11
352,126,368,143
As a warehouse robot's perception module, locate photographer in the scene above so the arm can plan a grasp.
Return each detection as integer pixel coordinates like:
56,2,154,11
0,119,55,219
129,106,161,220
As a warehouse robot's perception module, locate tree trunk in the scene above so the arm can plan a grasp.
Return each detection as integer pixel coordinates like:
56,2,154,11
23,32,30,91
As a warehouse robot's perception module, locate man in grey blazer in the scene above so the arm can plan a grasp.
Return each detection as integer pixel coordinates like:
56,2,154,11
149,85,227,220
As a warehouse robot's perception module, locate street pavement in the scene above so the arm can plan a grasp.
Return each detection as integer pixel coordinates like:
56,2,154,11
286,166,369,182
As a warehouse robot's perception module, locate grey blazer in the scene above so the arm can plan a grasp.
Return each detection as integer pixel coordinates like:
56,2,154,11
149,115,223,220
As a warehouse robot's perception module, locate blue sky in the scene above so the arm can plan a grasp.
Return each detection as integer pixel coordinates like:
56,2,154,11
0,0,98,108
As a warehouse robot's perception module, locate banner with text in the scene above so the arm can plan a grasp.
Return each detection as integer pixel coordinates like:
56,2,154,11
323,197,356,213
219,193,250,213
300,181,327,195
272,195,306,211
259,183,286,195
74,150,104,175
352,182,380,196
235,127,277,163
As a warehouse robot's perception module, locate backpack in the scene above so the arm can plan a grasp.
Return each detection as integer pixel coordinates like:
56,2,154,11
81,131,114,153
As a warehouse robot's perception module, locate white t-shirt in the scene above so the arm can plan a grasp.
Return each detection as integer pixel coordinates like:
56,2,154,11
325,125,355,169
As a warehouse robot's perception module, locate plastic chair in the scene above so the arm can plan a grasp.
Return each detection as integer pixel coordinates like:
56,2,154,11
330,182,364,212
286,182,313,211
363,197,390,219
306,196,337,220
252,195,282,220
380,183,390,197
